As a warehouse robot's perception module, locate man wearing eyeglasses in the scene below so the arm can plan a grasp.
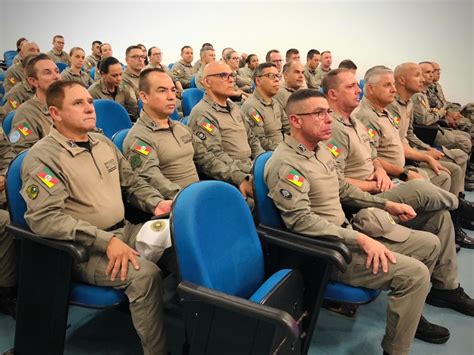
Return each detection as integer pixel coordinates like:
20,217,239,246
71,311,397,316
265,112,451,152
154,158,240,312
240,63,286,151
122,45,146,102
46,35,69,64
265,89,446,355
188,61,264,199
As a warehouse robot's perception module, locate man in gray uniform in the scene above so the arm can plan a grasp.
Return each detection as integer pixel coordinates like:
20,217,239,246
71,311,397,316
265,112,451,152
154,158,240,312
188,61,264,199
171,46,194,89
266,89,473,355
21,80,173,355
46,35,69,64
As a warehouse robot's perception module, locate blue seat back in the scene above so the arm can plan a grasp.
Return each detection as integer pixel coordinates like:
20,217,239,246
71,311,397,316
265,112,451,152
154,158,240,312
182,88,204,116
137,99,143,113
89,66,96,80
171,181,265,299
0,85,5,105
55,62,68,73
5,151,28,228
111,128,130,154
4,50,17,67
359,79,365,100
253,152,285,229
93,99,132,139
170,108,180,121
167,63,173,70
3,111,16,136
189,76,196,88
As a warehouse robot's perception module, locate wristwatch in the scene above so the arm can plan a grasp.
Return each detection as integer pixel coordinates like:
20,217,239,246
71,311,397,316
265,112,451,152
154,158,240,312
398,169,410,182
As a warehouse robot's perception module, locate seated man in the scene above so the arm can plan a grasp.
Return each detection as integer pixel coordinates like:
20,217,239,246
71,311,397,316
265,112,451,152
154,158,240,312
313,50,332,89
0,127,16,318
85,40,102,73
122,45,146,101
123,68,199,199
3,41,40,93
188,61,264,199
195,46,216,90
304,49,321,89
274,60,305,111
266,89,473,355
0,55,36,120
10,53,61,154
171,46,194,90
22,80,173,355
46,35,69,64
145,47,170,73
240,62,286,150
88,56,138,120
412,62,472,155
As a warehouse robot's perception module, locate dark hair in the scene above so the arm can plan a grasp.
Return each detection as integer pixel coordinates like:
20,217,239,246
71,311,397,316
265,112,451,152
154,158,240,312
201,43,213,48
338,59,357,70
126,45,142,57
16,37,27,50
246,54,257,65
265,49,279,62
92,40,102,47
46,80,85,109
253,62,277,82
287,89,325,116
26,53,52,79
181,45,192,54
52,35,64,42
285,48,299,62
321,50,331,57
139,67,166,93
306,49,320,61
99,56,121,74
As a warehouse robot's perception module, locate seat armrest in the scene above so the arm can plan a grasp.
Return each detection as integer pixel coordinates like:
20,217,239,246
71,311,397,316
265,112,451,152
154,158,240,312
7,224,89,263
257,224,350,272
178,281,300,341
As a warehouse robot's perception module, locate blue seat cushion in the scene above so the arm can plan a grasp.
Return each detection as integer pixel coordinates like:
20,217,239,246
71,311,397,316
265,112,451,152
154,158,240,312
249,269,292,303
69,282,128,308
324,281,380,304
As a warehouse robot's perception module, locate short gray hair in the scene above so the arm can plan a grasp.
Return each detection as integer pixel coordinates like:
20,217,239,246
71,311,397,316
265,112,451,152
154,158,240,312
364,65,393,85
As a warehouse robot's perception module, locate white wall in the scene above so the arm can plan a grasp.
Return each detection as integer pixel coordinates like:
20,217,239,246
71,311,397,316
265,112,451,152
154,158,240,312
1,0,472,103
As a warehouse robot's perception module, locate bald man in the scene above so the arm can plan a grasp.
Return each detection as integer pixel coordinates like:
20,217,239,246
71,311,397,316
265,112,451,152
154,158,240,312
3,42,40,92
386,63,474,248
188,61,264,199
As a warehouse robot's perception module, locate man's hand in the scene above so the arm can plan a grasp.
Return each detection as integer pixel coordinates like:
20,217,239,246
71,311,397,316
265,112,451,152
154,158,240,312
407,170,424,181
368,168,393,192
425,156,450,176
0,175,5,192
356,233,397,274
384,201,416,222
106,237,140,281
154,200,172,217
239,179,254,199
426,148,444,160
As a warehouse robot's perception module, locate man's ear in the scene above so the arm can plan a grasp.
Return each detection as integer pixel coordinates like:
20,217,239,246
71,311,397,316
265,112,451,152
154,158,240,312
49,106,61,122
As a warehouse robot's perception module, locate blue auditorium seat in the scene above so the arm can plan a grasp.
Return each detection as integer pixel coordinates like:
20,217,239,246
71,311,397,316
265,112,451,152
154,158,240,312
111,128,130,153
55,62,68,73
181,88,204,116
93,99,132,139
2,110,15,137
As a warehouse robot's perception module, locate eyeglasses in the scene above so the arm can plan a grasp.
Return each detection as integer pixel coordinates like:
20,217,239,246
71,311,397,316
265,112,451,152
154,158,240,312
295,108,333,120
231,57,239,60
129,55,146,60
257,73,282,80
205,72,237,80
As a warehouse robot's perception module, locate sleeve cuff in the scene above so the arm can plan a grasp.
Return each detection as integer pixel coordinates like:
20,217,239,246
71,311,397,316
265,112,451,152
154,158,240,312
93,230,115,253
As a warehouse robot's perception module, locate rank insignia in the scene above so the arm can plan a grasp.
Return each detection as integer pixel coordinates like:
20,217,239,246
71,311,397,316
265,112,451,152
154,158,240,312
287,169,305,187
8,77,16,85
280,189,292,199
392,116,401,128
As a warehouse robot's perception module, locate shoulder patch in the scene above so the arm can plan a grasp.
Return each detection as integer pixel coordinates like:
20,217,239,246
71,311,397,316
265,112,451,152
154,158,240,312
196,131,206,141
286,169,305,187
133,139,153,156
37,167,59,188
249,109,263,124
8,99,19,109
26,184,39,199
326,139,343,157
392,116,401,128
200,118,216,133
17,122,33,137
130,154,142,169
8,77,16,85
366,124,378,140
9,130,21,143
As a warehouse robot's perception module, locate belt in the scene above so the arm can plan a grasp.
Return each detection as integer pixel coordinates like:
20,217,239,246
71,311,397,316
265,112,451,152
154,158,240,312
105,220,125,232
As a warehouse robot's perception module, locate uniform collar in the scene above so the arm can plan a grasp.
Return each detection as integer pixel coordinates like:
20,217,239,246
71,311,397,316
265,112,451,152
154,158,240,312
330,110,354,127
31,95,50,115
49,126,99,156
179,60,192,68
304,63,316,74
394,93,410,106
203,94,234,113
99,79,119,96
124,67,140,78
253,89,273,106
139,110,176,132
361,97,389,118
284,86,296,93
284,134,315,158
